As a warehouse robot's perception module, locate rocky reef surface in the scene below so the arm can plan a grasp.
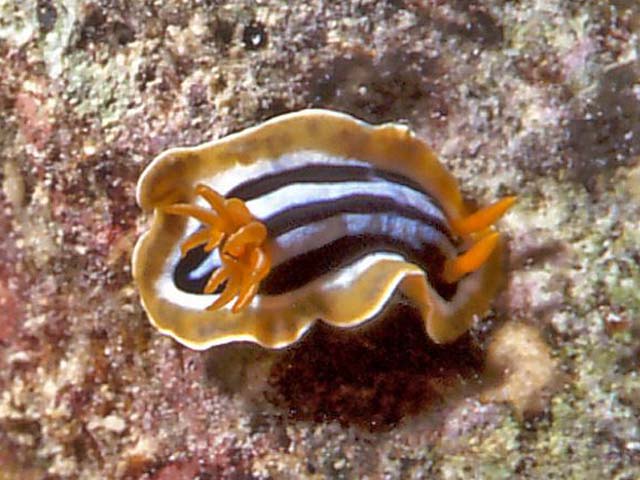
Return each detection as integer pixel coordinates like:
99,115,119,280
0,1,639,478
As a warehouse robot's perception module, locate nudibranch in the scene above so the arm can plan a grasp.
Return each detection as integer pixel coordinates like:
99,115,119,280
132,109,515,349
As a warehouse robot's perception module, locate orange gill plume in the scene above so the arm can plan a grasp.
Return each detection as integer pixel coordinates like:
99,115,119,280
163,183,271,313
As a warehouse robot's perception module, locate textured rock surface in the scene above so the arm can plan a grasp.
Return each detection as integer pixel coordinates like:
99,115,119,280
1,1,639,478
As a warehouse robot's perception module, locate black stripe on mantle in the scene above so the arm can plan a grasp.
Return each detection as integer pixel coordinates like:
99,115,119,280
173,163,459,299
226,163,440,204
174,232,456,300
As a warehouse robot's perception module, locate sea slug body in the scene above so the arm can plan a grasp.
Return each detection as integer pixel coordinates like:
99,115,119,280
132,109,514,349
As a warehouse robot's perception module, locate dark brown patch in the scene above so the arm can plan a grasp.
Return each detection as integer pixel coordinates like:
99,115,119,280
75,3,135,49
443,1,504,47
76,3,108,48
204,343,268,394
309,49,451,127
242,21,268,51
567,62,640,182
268,306,484,432
36,0,58,34
0,280,21,344
0,429,46,479
188,82,209,110
515,48,565,85
604,308,632,336
255,97,292,121
208,16,235,52
112,20,135,46
510,239,568,270
614,321,640,375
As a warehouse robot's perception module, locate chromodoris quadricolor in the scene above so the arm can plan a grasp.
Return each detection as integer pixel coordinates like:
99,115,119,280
132,109,514,349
